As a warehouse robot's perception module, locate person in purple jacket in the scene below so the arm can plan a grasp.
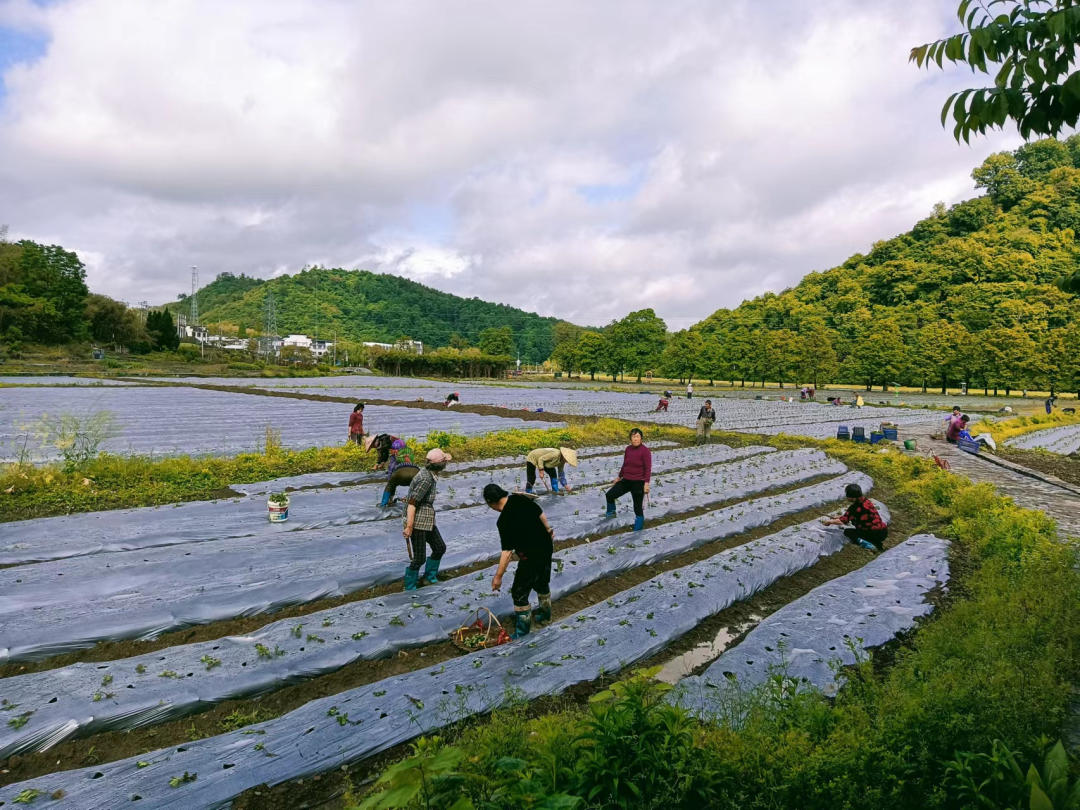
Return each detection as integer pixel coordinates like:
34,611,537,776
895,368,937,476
603,428,652,531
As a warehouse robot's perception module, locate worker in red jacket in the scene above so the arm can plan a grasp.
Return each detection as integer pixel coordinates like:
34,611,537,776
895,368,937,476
603,428,652,531
821,482,888,551
348,403,366,445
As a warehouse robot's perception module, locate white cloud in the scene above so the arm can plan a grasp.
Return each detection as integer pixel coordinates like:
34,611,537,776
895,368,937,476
0,0,1022,329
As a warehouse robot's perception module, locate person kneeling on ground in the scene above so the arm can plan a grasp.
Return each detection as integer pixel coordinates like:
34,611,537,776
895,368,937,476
402,448,452,591
445,392,460,408
945,410,966,445
525,446,578,493
821,483,888,551
484,483,555,639
604,428,652,531
696,400,716,445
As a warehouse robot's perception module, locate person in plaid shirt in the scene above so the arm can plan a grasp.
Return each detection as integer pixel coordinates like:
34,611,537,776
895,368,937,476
402,448,452,590
821,483,888,551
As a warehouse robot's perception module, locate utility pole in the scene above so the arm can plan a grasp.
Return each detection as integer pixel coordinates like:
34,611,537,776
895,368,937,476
263,291,278,363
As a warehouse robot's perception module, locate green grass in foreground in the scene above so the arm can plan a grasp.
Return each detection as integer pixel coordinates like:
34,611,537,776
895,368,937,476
0,419,690,521
352,442,1080,810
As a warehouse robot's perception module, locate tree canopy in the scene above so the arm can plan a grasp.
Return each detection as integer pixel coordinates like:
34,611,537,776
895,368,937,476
912,0,1080,141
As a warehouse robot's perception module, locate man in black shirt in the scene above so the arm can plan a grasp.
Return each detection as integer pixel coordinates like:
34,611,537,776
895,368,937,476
483,483,555,638
696,400,716,445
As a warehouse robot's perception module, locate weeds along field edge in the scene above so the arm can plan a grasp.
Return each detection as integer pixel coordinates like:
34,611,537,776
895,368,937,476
0,419,701,522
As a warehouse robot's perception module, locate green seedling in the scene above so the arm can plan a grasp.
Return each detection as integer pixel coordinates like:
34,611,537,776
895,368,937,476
168,771,197,788
135,664,146,674
159,670,178,679
306,634,325,643
291,624,304,638
137,761,150,769
8,712,32,729
100,674,113,687
13,789,41,804
351,631,368,641
200,655,222,670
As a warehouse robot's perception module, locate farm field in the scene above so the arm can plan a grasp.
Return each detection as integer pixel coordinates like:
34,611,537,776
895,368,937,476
0,426,949,808
0,385,562,462
1006,423,1080,455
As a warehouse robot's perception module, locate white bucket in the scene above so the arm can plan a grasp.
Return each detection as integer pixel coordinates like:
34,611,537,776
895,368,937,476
267,494,290,522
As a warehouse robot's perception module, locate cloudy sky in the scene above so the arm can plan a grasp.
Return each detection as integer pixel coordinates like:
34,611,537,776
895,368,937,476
0,0,1020,329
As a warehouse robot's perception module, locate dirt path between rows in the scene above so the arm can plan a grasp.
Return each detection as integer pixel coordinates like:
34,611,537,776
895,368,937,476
124,379,584,424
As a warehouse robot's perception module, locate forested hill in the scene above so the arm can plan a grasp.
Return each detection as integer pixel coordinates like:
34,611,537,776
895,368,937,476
174,268,560,363
691,137,1080,393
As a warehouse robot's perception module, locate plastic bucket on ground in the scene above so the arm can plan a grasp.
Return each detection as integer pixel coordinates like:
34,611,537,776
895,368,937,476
267,494,290,522
903,439,917,451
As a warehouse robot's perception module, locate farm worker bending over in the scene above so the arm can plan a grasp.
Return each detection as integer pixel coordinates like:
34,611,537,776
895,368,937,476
525,446,578,493
402,448,452,591
484,483,555,638
821,482,888,552
445,392,460,408
367,435,419,507
656,395,669,412
368,433,405,471
696,400,716,445
604,428,652,531
348,403,366,445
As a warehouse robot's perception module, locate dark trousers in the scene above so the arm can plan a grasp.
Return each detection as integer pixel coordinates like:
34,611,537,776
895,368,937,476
844,527,887,551
526,462,557,487
511,554,552,608
385,466,419,500
407,526,446,571
606,479,645,517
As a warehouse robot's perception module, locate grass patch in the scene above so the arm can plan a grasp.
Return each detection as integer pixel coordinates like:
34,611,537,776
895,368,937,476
0,419,698,522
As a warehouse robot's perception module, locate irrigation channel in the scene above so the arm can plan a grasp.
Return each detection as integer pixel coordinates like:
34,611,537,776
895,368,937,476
0,434,951,808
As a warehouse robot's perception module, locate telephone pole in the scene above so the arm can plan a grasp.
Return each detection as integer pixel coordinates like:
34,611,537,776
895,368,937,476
262,291,278,362
190,266,199,326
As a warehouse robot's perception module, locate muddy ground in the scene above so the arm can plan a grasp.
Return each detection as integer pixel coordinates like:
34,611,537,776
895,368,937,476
997,447,1080,488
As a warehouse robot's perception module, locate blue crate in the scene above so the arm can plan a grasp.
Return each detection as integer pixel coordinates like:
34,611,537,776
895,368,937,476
958,438,981,454
883,428,899,441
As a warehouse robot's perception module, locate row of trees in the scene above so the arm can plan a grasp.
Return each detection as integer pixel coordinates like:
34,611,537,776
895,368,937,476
366,346,515,378
549,311,1080,396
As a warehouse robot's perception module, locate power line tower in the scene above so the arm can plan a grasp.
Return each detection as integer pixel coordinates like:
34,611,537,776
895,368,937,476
190,265,199,326
262,291,278,360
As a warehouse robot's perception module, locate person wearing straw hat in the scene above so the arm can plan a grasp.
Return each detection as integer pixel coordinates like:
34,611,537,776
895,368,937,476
402,448,452,590
524,446,578,494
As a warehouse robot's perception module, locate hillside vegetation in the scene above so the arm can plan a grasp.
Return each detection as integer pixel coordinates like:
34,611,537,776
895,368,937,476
688,138,1080,393
176,267,559,364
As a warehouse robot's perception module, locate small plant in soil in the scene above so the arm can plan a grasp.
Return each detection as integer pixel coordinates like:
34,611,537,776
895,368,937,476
135,664,146,674
7,712,32,729
267,492,289,505
200,655,222,670
168,771,197,788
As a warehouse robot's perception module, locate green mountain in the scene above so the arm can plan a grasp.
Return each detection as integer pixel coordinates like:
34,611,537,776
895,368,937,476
688,137,1080,393
174,267,560,363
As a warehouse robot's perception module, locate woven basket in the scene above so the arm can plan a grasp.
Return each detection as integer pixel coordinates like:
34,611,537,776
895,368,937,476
451,607,511,653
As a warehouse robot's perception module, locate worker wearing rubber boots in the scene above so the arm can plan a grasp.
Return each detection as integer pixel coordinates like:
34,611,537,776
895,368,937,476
402,448,452,590
604,428,652,531
524,447,578,493
484,483,555,638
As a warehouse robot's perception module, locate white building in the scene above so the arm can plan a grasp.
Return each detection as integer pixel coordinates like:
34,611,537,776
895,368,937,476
282,334,335,359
